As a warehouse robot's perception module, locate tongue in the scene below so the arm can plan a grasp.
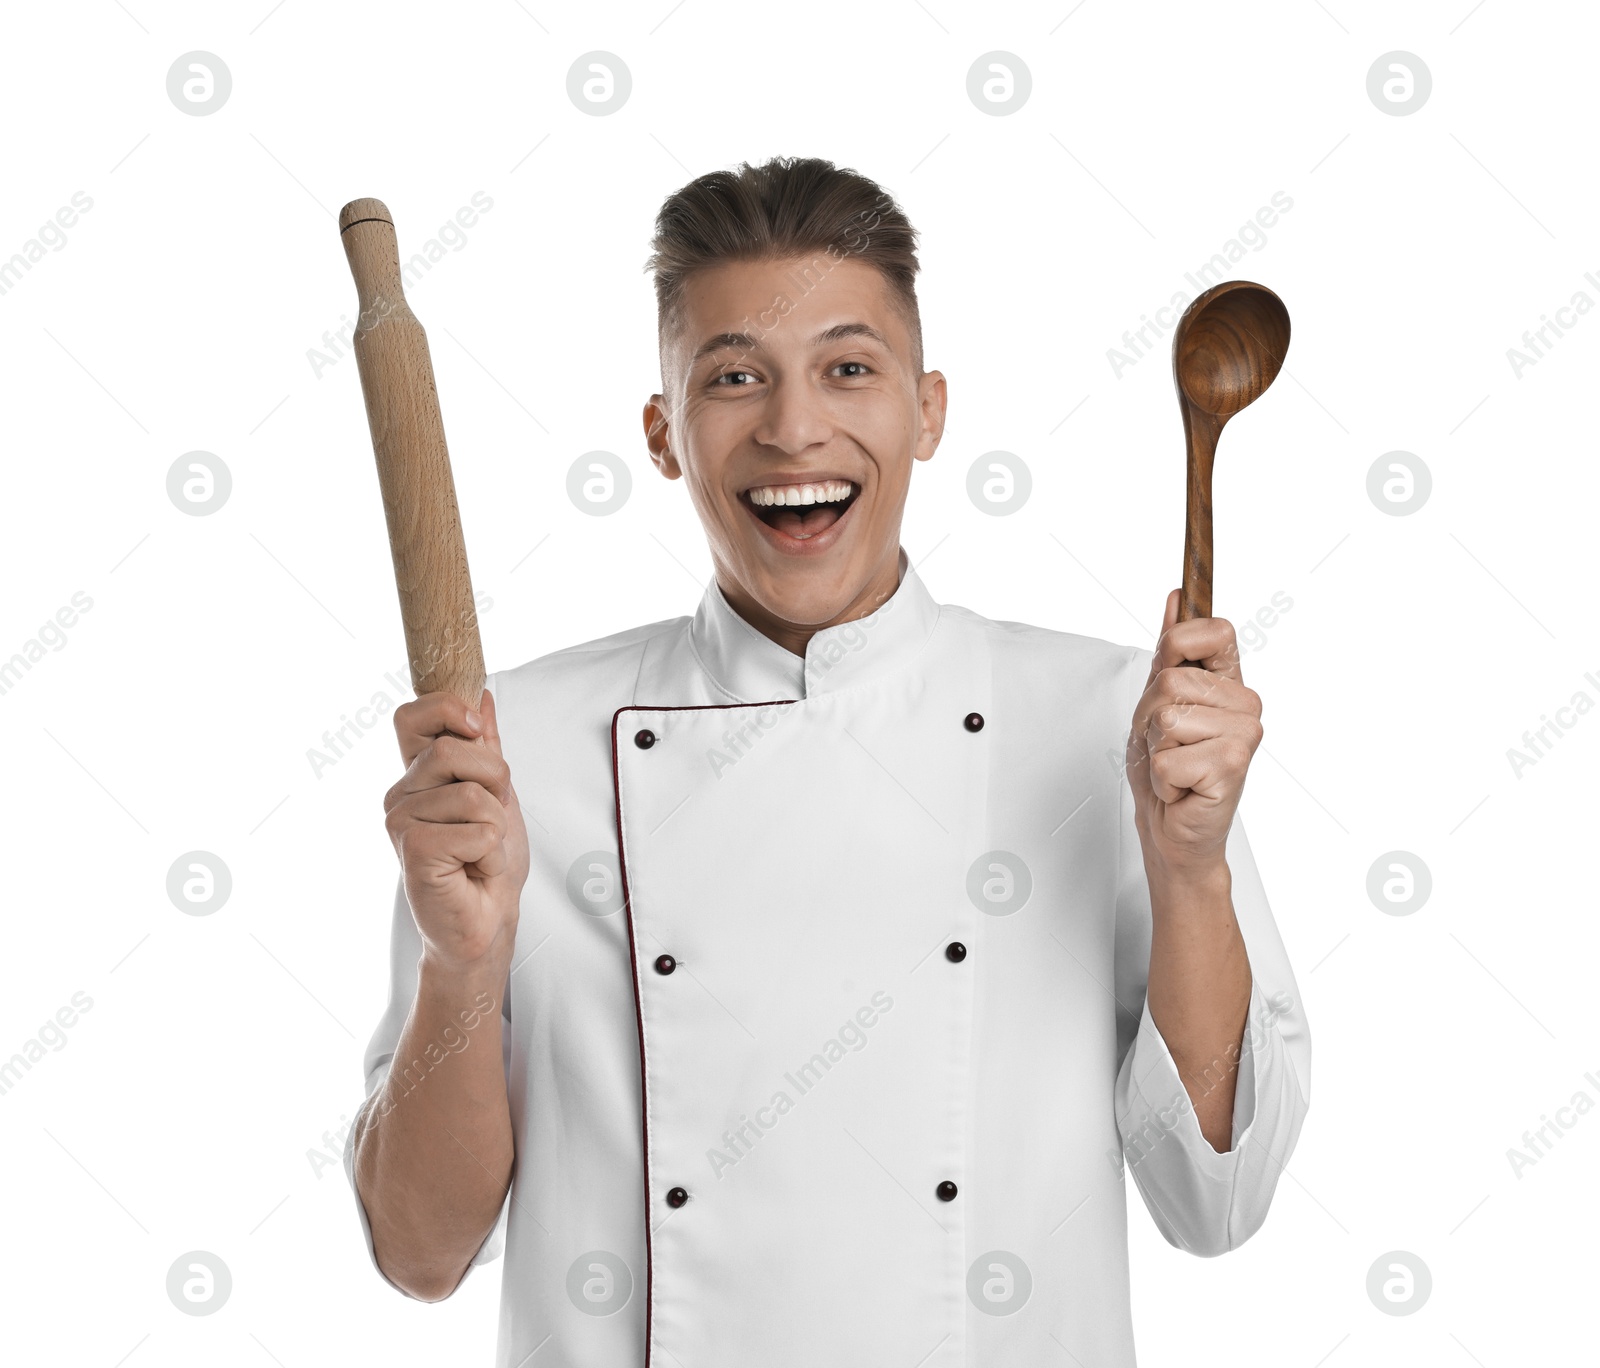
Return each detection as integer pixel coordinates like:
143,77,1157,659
766,502,844,540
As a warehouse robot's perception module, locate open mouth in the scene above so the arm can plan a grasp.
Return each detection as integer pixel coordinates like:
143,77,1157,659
742,483,861,542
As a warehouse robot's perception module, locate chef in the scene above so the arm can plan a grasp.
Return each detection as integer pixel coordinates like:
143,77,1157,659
343,155,1311,1367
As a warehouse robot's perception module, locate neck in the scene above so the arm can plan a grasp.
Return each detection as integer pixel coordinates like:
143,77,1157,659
717,547,903,658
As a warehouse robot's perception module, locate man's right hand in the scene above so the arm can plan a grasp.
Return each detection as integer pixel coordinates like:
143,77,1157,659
384,686,529,972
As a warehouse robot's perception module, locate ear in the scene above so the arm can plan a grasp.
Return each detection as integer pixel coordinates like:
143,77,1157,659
913,369,947,463
643,396,681,479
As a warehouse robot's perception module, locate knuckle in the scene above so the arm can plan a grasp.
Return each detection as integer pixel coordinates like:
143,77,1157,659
477,755,511,794
463,780,500,815
435,735,472,772
459,821,497,856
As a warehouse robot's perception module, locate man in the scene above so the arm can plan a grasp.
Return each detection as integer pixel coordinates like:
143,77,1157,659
344,155,1310,1366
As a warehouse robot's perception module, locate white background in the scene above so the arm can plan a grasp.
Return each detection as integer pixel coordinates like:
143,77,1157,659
1,1,1593,1363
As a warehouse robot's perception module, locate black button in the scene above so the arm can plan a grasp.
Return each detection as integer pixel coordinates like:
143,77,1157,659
964,712,984,732
666,1186,689,1208
936,1180,958,1201
654,954,677,975
945,941,967,962
635,729,656,749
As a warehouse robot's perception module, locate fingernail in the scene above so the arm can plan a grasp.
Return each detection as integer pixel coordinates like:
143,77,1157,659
466,709,483,731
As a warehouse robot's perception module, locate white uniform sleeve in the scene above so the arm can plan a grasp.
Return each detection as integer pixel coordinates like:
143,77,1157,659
1110,652,1312,1256
343,870,514,1296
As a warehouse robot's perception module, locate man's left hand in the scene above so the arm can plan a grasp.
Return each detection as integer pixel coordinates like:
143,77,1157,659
1126,588,1263,879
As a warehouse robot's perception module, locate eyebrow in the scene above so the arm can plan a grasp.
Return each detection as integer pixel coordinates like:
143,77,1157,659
690,321,893,366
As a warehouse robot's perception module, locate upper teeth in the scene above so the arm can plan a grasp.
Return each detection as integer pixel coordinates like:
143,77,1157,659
747,480,854,507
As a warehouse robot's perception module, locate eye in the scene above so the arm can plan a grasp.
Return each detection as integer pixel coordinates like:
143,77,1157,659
832,360,873,378
712,369,757,387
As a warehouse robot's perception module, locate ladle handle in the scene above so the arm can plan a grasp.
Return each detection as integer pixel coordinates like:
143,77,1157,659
1178,399,1222,665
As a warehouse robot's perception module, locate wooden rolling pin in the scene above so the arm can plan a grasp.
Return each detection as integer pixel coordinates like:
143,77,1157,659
338,197,484,710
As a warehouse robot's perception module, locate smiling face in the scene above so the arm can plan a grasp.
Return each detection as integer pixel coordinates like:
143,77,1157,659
643,255,947,657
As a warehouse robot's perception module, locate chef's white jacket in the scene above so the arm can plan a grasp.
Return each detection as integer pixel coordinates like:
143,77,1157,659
344,545,1311,1366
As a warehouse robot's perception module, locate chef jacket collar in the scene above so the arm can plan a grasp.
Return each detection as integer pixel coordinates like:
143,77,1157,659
689,545,940,703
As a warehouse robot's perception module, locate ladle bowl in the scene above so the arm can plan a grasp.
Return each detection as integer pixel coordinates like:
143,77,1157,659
1171,281,1290,639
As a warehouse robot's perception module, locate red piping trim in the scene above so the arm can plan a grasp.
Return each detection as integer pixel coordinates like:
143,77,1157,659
609,698,798,1367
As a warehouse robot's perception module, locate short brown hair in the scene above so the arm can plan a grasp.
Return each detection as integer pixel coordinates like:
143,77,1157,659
645,155,924,381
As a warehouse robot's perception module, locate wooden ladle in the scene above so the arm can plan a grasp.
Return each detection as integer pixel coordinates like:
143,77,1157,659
1171,280,1290,656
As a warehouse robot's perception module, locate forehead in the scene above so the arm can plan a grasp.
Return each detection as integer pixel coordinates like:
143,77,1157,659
675,254,904,358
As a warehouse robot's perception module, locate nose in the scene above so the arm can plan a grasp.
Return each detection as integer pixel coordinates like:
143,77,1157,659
749,373,832,456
